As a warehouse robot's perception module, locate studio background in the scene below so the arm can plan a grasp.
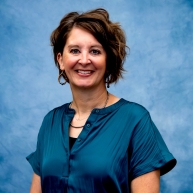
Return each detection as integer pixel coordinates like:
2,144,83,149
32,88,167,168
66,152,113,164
0,0,192,192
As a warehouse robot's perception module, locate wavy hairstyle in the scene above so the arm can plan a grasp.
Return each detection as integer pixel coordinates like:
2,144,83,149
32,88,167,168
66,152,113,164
50,8,128,85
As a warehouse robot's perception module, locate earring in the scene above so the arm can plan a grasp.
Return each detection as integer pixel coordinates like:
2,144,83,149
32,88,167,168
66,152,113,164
106,75,110,88
58,71,67,85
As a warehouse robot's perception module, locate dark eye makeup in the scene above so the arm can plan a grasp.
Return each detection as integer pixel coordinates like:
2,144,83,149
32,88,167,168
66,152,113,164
70,49,80,54
90,49,101,55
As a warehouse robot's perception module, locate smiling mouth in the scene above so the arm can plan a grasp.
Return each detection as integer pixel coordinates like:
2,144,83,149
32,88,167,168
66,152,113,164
76,70,93,74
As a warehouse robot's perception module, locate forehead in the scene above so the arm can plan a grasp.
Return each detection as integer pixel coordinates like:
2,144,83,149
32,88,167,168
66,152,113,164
66,27,101,46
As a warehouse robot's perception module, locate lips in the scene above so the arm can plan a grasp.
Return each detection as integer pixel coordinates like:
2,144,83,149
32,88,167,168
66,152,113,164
76,70,93,75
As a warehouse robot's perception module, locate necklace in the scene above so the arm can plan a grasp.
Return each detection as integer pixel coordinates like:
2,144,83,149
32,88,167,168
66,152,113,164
70,91,109,129
70,123,84,128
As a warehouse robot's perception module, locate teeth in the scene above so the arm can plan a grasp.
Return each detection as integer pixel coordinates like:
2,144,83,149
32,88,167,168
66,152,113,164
77,70,92,74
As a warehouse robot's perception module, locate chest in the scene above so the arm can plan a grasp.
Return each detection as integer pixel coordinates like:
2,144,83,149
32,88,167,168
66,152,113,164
39,108,136,192
40,116,133,178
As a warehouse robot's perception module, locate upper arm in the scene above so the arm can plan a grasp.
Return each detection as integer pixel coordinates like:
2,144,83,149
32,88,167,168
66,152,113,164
30,173,42,193
128,112,176,180
131,169,160,193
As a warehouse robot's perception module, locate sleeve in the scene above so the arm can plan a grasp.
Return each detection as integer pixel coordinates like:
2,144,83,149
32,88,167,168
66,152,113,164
128,112,177,181
26,116,46,176
26,139,41,176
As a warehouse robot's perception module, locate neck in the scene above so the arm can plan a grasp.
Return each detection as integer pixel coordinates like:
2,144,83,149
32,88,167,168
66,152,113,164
70,86,109,114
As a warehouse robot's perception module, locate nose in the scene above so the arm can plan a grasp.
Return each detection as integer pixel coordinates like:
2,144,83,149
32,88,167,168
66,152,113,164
78,51,91,65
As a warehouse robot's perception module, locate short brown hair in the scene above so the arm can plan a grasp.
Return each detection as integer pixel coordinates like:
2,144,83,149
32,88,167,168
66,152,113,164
50,8,128,85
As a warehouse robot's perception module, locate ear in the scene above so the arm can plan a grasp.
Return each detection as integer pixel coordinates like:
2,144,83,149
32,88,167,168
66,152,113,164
57,53,65,70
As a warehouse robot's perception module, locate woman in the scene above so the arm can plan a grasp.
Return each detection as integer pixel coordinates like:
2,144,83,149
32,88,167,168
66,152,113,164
27,8,176,193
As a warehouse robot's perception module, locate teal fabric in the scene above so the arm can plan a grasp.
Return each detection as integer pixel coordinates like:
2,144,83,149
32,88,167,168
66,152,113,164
26,99,176,193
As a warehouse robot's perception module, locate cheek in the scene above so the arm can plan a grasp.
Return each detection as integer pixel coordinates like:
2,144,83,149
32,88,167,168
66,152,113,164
99,58,107,71
63,57,76,69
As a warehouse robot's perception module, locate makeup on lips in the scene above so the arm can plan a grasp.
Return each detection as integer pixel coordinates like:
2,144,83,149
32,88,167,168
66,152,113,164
76,70,94,76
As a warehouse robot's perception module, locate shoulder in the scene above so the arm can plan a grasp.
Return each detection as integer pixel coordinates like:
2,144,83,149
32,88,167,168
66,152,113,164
38,103,70,135
120,99,150,120
43,103,70,121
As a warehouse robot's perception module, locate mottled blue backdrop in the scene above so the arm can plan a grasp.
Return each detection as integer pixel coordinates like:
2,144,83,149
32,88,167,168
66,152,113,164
0,0,193,192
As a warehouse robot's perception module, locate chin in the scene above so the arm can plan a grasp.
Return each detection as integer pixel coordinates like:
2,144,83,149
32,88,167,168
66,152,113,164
72,83,92,88
77,84,93,88
71,80,105,89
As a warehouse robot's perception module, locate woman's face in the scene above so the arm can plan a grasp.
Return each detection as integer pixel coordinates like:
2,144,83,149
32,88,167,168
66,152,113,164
57,27,107,90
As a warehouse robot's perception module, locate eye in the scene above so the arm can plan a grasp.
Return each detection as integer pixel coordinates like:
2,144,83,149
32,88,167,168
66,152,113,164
90,49,101,55
70,49,80,54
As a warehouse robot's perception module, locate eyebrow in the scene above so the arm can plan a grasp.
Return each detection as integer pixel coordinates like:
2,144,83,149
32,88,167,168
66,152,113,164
90,45,103,49
67,44,104,49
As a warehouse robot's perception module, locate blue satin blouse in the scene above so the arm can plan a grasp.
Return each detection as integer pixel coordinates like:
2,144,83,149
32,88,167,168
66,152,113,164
26,99,176,193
